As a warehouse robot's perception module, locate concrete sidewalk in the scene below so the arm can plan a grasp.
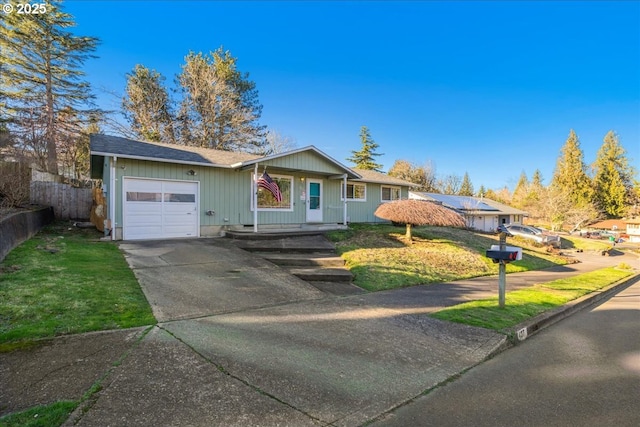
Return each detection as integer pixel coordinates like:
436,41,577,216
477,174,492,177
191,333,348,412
1,239,637,426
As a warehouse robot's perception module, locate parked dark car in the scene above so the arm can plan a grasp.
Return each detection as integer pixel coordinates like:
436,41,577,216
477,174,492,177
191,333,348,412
504,224,562,248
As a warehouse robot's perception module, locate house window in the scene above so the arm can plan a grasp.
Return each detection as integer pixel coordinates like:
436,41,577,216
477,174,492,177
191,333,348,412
341,182,366,201
126,192,161,202
381,186,401,202
252,174,293,211
165,193,196,203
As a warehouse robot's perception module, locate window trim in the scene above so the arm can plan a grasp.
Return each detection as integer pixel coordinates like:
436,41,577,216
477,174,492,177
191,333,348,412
251,173,294,212
380,185,401,202
341,182,367,202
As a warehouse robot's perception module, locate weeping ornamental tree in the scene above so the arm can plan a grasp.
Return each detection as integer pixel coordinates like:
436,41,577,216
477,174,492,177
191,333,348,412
374,199,466,240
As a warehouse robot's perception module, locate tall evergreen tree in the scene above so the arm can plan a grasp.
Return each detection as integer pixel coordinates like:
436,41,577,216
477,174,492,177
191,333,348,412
511,171,529,208
122,64,175,143
550,129,593,207
476,185,487,198
177,48,265,152
458,172,474,196
0,0,99,173
592,131,635,217
347,126,383,171
531,169,544,188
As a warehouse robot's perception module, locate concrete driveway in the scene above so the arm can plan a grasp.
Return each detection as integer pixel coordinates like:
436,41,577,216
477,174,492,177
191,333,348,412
22,238,626,426
119,238,325,321
58,237,502,426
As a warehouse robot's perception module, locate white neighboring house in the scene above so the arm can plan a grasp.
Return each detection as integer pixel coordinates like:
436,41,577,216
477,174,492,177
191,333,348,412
625,218,640,243
409,192,528,232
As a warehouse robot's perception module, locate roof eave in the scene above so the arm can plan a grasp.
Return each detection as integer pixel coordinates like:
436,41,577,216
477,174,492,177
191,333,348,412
90,151,229,168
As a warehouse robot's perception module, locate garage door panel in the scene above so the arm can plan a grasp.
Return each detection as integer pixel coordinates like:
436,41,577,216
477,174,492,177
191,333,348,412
124,178,199,240
126,215,162,226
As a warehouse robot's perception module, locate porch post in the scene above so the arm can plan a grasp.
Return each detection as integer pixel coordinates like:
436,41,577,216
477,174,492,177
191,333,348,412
254,163,258,233
110,156,117,241
343,174,347,226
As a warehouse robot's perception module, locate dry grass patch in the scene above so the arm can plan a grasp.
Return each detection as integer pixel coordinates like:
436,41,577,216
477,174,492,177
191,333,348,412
328,224,570,292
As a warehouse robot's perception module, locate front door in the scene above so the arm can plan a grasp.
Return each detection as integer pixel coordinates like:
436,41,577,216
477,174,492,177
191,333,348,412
306,179,323,223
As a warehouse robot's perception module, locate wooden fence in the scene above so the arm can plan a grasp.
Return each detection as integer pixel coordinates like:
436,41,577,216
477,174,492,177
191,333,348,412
30,181,93,220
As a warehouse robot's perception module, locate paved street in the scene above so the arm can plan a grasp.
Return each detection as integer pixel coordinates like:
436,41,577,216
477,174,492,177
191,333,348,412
372,278,640,427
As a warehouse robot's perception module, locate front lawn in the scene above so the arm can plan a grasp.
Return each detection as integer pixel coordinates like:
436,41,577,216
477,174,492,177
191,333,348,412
431,266,634,330
327,224,570,291
0,223,156,347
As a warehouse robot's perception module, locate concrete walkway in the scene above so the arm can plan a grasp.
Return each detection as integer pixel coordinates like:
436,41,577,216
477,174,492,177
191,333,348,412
1,238,637,426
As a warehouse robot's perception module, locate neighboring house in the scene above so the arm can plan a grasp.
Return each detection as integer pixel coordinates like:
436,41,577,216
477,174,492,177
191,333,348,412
409,192,528,232
90,135,414,240
587,219,627,233
624,218,640,243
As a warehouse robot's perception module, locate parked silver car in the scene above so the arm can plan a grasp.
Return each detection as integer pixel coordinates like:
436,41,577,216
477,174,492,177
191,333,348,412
504,224,561,248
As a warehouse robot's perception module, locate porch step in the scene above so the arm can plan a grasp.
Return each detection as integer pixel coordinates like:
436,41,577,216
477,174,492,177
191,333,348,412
227,233,358,294
224,224,347,240
257,252,346,268
231,236,336,253
287,267,353,283
224,230,328,240
307,281,366,296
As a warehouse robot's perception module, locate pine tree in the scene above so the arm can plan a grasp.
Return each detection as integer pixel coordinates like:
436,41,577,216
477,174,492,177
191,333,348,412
531,169,544,188
0,0,99,173
549,130,601,229
347,126,383,171
177,48,265,152
550,129,593,207
122,65,175,143
476,185,486,198
592,131,635,217
511,171,529,208
458,172,474,196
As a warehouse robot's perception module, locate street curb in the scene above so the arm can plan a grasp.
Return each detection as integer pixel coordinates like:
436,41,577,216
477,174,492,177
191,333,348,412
500,272,640,350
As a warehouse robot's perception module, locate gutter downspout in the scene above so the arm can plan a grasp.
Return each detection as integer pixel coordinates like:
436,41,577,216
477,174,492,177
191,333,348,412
342,174,348,226
253,163,258,233
110,156,117,241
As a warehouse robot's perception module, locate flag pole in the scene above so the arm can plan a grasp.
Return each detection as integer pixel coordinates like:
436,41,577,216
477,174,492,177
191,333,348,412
254,163,258,233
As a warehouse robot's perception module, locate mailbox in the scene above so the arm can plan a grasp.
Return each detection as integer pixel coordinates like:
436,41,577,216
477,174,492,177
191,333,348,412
486,245,522,263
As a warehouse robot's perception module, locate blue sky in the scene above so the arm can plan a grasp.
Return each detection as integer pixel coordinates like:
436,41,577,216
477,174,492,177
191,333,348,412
63,0,639,191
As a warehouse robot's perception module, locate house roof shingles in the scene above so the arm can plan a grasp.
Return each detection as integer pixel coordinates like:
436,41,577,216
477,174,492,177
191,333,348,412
90,134,418,188
90,134,260,167
352,169,417,187
588,219,627,230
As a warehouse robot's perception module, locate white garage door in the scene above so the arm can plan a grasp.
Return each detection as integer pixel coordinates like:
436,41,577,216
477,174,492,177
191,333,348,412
123,178,199,240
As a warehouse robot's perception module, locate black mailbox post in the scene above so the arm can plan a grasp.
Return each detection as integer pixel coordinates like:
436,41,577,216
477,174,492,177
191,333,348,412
487,224,514,308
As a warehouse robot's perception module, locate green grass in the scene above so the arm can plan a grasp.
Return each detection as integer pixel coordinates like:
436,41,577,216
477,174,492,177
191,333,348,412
0,223,156,346
0,401,77,427
431,267,634,330
327,224,570,291
561,235,613,251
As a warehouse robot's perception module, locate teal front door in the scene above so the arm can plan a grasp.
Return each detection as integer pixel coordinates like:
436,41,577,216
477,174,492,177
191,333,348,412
306,179,323,222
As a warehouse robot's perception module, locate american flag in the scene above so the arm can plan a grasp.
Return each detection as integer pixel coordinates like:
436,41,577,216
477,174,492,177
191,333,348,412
257,171,282,202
